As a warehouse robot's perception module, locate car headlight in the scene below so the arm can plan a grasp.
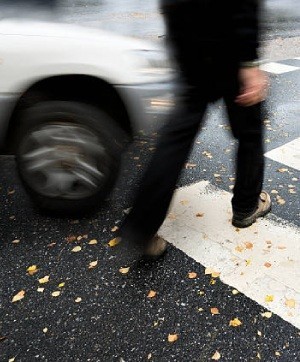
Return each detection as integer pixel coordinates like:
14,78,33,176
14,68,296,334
130,49,175,77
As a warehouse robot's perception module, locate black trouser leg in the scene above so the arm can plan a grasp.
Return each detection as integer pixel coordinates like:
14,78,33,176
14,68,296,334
119,96,207,243
224,96,265,213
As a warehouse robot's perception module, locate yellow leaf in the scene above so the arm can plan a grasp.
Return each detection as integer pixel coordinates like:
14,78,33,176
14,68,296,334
232,289,239,295
71,246,82,253
39,275,50,284
108,238,120,247
245,259,251,266
261,311,272,318
43,327,48,333
210,279,216,285
212,351,221,360
265,295,274,303
147,290,157,298
111,226,119,232
211,271,220,278
229,317,242,327
52,291,60,297
168,334,179,343
12,290,25,303
285,299,296,308
37,287,44,293
75,297,82,303
88,260,98,269
58,282,65,288
210,307,220,315
277,168,288,173
88,239,98,245
119,267,130,274
27,265,38,275
188,272,197,279
8,358,15,362
205,267,220,277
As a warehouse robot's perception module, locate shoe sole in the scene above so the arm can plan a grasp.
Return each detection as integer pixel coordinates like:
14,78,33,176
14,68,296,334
232,205,272,228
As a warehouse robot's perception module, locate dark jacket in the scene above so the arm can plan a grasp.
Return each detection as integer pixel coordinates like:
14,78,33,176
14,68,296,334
160,0,260,63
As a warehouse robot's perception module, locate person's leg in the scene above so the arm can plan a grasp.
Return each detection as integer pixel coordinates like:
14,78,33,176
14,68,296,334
118,91,207,249
224,96,271,227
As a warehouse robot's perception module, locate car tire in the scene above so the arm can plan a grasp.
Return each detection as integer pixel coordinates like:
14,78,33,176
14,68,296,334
15,101,127,215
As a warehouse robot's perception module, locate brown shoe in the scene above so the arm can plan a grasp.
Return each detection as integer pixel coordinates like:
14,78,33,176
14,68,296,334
143,235,168,259
232,191,272,228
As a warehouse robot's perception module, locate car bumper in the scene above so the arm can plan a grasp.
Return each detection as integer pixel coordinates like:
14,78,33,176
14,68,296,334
115,81,176,135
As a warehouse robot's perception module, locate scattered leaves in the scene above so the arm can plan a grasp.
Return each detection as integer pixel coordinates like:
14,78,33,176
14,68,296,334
188,272,197,279
261,311,272,318
66,235,77,243
147,290,157,299
168,334,179,343
212,351,221,360
210,307,220,315
71,246,82,253
88,260,98,269
119,267,130,274
51,291,60,297
39,275,50,284
27,265,38,275
229,318,242,327
108,238,120,247
276,196,286,205
12,290,25,303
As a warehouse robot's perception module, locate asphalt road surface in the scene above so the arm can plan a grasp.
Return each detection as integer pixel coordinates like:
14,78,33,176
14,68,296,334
1,2,300,361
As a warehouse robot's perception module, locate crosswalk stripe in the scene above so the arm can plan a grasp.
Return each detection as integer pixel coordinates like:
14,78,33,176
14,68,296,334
260,62,300,74
265,137,300,171
159,181,300,328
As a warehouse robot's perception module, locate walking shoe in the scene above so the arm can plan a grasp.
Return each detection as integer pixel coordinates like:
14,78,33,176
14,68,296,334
143,235,168,260
232,191,271,228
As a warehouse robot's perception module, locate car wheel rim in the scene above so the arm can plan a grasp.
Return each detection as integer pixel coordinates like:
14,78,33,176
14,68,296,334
19,123,111,200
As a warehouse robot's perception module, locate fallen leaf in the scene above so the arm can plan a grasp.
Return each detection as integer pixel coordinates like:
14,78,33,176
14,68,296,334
285,299,296,308
229,318,242,327
265,295,274,303
66,235,77,243
77,236,83,241
277,168,288,173
58,282,65,288
88,239,98,245
196,213,204,217
188,272,197,279
12,239,20,244
71,246,82,253
264,262,272,268
75,297,82,303
39,275,50,284
88,260,98,269
108,238,120,247
185,163,197,169
261,311,272,318
12,290,25,303
111,226,119,232
276,196,286,205
232,289,239,295
235,245,244,252
52,291,60,297
245,259,251,266
210,307,220,315
8,358,15,362
198,308,204,312
257,330,262,336
43,327,48,333
205,267,220,277
147,290,157,298
245,242,253,250
271,189,278,194
168,334,179,343
275,352,281,356
27,265,38,275
37,287,44,293
210,279,216,285
119,267,130,274
212,351,221,360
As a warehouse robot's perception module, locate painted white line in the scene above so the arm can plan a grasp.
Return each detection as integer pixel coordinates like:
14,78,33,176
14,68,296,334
265,137,300,171
260,62,300,74
159,181,300,328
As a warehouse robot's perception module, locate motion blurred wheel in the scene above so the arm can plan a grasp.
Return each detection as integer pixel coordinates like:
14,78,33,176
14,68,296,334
16,101,125,215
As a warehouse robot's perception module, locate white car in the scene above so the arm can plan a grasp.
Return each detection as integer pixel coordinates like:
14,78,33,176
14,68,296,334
0,19,175,214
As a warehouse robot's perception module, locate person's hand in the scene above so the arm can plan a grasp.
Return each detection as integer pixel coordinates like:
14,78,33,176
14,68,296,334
235,67,269,107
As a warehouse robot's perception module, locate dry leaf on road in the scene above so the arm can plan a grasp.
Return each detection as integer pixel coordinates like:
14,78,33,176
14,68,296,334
71,246,82,253
108,238,120,247
27,265,38,275
188,272,197,279
212,351,221,360
229,318,242,327
168,334,179,343
119,267,130,274
12,290,25,303
88,260,98,269
39,275,50,284
147,290,157,298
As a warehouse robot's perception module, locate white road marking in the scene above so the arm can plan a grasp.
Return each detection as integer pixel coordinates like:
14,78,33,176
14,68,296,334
260,62,300,74
265,137,300,171
159,181,300,328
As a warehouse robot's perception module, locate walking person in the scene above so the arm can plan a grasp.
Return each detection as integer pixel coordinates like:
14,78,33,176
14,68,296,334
117,0,271,259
